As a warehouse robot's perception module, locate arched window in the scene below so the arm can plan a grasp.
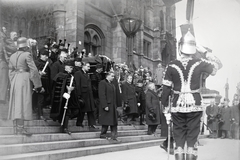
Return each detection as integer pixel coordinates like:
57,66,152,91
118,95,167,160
84,24,105,56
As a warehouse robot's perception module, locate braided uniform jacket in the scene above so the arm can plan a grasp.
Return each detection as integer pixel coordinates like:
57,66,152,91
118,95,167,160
161,57,216,113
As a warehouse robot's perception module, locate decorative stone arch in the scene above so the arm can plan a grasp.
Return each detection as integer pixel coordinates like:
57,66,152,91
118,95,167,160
84,24,105,56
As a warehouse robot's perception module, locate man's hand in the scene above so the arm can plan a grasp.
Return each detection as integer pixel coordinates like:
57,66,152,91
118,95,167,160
39,71,46,76
104,107,109,111
63,92,70,99
164,113,171,124
66,86,75,92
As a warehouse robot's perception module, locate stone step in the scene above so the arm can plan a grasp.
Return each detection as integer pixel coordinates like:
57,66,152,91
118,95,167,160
0,129,149,145
0,134,162,156
0,139,163,160
0,119,142,127
0,125,149,135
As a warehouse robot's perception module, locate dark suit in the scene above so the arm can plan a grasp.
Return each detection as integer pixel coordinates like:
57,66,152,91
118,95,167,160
74,69,96,126
98,79,118,139
51,60,65,80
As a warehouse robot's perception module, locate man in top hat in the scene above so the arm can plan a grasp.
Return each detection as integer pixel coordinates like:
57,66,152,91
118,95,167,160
50,58,81,134
33,50,51,120
8,37,43,136
161,31,222,160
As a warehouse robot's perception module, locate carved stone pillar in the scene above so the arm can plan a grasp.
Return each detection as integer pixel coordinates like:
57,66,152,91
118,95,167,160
52,1,66,41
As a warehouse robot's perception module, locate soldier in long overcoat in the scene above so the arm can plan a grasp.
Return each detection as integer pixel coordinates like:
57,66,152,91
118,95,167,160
206,100,219,138
8,37,42,135
145,83,161,135
121,74,138,122
74,62,96,128
98,71,119,141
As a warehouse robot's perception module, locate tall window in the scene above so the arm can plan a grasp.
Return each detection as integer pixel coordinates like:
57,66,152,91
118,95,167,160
143,39,151,58
84,25,105,56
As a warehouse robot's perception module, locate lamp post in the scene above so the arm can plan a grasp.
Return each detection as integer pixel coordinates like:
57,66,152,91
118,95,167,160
119,6,142,68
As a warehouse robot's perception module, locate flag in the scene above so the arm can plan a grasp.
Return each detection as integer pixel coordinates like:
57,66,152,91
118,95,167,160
186,0,195,22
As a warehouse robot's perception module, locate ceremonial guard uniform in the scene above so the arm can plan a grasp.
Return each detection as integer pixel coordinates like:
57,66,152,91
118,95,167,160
50,59,80,134
161,31,222,160
8,37,42,135
33,50,51,120
206,100,219,138
98,71,120,142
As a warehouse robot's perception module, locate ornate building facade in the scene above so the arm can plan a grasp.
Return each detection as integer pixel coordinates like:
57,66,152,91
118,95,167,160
0,0,177,71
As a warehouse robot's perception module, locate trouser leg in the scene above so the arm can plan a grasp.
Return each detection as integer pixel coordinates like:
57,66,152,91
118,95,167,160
37,94,44,119
172,113,187,148
76,112,85,125
110,125,118,139
100,125,108,137
87,111,96,126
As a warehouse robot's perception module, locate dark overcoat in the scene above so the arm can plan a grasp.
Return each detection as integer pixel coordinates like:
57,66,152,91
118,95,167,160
98,79,118,126
51,60,65,80
121,81,138,115
145,89,161,125
231,104,240,126
219,106,232,130
206,105,219,131
74,70,95,112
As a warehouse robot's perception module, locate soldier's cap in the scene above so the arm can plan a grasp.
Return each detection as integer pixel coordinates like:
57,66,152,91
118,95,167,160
64,58,75,66
39,50,49,56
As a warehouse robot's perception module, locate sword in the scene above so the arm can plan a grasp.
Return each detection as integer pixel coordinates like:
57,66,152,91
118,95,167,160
167,95,172,160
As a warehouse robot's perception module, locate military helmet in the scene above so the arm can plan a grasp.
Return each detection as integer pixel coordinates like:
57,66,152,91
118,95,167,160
17,37,29,49
179,30,196,54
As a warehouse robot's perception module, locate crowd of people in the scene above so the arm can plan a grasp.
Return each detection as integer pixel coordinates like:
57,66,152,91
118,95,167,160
1,26,239,160
206,98,240,140
0,27,166,141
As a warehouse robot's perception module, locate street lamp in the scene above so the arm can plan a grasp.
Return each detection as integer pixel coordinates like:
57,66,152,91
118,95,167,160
119,9,142,68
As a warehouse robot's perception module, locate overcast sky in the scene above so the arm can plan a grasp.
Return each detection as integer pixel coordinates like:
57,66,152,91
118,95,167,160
175,0,240,103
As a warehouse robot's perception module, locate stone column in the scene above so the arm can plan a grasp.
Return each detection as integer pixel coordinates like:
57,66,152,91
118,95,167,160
76,0,85,52
52,1,66,42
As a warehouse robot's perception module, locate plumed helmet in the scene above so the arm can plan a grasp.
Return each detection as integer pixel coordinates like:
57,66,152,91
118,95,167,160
179,30,196,54
17,37,29,49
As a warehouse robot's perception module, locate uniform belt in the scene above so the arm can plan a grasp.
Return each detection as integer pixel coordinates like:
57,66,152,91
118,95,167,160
15,68,29,73
173,89,200,94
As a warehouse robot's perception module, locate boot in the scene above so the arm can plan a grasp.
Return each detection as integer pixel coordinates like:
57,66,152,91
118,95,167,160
186,147,198,160
13,120,17,135
175,147,185,160
16,125,32,136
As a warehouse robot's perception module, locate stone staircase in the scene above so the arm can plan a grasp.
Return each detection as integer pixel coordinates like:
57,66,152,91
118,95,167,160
0,108,164,160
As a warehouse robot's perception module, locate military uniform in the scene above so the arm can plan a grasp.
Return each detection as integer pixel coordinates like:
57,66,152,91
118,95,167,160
161,31,222,160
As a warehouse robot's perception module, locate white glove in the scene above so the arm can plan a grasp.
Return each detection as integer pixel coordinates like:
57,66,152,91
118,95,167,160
137,103,140,107
164,113,171,124
63,93,70,99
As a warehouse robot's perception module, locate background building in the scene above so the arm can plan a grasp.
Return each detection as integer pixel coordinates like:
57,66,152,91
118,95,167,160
0,0,177,72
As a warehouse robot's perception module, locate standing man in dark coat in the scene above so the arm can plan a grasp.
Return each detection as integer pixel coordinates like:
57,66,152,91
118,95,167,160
121,74,139,123
135,79,146,125
51,49,68,80
33,50,51,120
91,63,104,122
49,44,59,63
74,62,97,128
219,99,232,139
230,100,240,139
98,71,120,142
50,58,80,134
145,82,161,135
161,31,222,160
206,100,219,138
